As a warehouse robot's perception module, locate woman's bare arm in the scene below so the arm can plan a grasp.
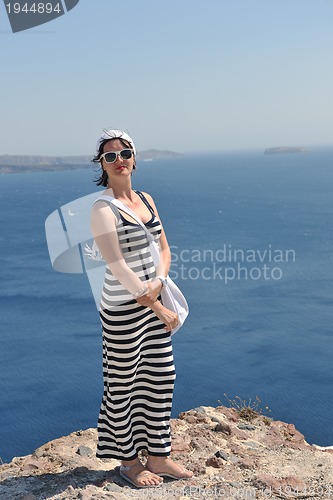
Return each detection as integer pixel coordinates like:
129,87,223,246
91,201,146,295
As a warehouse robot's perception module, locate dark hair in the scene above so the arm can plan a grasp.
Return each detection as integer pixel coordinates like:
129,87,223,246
92,137,136,187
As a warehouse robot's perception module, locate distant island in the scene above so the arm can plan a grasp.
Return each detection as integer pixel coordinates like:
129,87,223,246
138,149,181,161
0,149,181,174
264,146,310,155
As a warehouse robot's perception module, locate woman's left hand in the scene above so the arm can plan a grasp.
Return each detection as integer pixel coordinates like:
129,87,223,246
135,279,162,306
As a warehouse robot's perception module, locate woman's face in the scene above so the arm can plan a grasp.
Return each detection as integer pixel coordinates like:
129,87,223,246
101,139,135,183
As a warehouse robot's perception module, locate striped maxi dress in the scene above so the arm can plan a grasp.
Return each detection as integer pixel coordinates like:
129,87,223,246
95,191,176,460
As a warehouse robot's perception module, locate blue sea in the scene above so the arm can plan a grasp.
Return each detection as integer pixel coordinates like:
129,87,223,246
1,148,333,463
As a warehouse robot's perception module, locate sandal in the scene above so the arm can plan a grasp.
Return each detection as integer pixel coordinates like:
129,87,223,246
119,464,163,489
146,459,193,480
156,467,193,480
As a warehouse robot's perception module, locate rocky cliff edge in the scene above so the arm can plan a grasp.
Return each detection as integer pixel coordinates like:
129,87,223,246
1,405,333,499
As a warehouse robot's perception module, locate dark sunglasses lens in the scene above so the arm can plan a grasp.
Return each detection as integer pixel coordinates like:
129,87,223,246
120,149,132,160
104,152,117,163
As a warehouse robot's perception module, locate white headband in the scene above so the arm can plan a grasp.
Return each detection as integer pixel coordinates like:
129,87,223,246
96,129,136,157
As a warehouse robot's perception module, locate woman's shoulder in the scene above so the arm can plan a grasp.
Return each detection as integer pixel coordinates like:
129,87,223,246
91,199,118,222
92,190,115,211
91,199,110,212
137,190,155,204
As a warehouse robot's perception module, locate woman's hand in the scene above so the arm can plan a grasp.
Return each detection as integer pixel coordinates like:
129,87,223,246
151,302,179,333
135,279,179,332
135,279,162,307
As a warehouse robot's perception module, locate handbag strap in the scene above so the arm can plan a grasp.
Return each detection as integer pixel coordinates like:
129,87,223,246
96,193,160,266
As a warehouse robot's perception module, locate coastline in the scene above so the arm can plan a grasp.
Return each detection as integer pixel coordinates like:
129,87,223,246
0,150,181,175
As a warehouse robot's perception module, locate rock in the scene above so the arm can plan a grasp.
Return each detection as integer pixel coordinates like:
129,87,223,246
243,440,261,450
205,455,225,468
178,410,210,425
104,482,123,492
215,406,240,422
284,423,307,445
32,448,45,459
76,445,93,457
238,423,256,431
193,406,207,414
214,422,232,435
215,450,229,460
238,457,256,470
190,436,209,451
229,443,246,456
252,473,283,492
263,420,309,450
228,454,241,464
211,416,221,423
21,460,40,472
230,427,249,440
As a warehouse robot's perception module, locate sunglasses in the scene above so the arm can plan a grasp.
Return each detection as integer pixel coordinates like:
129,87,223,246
100,149,133,163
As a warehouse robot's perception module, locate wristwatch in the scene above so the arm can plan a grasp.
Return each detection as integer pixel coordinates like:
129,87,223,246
156,275,167,288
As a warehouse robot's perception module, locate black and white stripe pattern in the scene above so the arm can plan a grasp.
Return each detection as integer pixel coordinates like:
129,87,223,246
96,192,176,460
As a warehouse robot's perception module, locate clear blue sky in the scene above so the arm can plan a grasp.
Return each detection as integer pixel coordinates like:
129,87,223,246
1,0,333,155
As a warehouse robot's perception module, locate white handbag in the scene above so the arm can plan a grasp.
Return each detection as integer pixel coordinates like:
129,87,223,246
97,194,189,335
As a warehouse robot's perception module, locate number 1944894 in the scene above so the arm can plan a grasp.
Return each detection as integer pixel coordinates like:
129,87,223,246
6,2,62,14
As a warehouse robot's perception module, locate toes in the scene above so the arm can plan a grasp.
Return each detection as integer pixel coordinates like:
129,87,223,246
151,476,162,485
150,472,162,483
138,477,150,487
146,478,160,486
137,472,162,487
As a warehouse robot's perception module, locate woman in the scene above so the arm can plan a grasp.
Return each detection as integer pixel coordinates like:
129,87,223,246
91,129,193,488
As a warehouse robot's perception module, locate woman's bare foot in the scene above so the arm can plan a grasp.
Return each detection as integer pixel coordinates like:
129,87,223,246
120,459,163,488
146,456,193,479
